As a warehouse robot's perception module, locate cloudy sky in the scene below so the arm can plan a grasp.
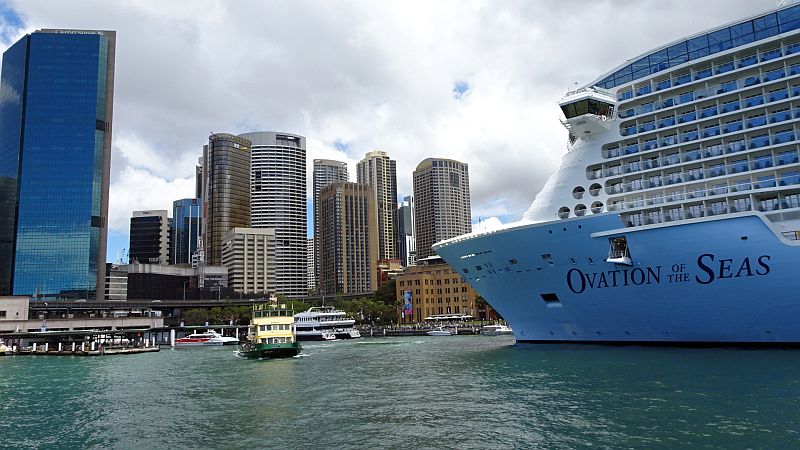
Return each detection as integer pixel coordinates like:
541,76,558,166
0,0,778,262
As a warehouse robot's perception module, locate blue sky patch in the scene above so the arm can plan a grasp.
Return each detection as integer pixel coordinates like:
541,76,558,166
452,81,470,100
0,3,24,45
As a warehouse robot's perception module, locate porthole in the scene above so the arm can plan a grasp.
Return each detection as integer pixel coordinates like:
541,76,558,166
572,186,585,199
589,183,602,196
591,201,604,214
557,206,570,219
575,204,587,216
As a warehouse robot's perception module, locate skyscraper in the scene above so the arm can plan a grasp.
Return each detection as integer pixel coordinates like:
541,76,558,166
397,195,416,267
318,182,378,295
312,159,348,290
0,29,116,299
201,133,251,267
306,237,315,292
356,150,397,260
172,198,202,265
413,158,471,260
240,132,307,298
129,210,170,265
221,227,276,295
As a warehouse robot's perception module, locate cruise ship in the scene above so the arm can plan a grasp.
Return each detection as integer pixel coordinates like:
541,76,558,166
433,4,800,345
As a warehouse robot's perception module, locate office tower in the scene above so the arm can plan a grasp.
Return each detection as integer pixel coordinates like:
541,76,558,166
318,182,378,295
201,133,251,266
413,158,471,260
172,198,202,265
397,196,416,267
240,132,307,298
307,237,315,292
0,29,116,299
221,227,276,295
356,151,398,260
129,210,170,264
312,159,348,289
195,158,203,199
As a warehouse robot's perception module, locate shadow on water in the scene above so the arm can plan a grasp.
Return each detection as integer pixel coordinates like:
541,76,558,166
2,338,800,449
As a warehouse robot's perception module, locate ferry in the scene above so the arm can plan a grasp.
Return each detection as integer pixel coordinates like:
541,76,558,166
481,325,513,336
174,330,239,347
434,4,800,345
294,306,361,341
239,302,301,359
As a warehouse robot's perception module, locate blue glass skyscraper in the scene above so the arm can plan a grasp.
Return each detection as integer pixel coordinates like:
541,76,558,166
0,29,116,299
172,198,202,265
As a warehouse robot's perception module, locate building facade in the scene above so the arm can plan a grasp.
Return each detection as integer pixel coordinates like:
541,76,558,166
318,182,378,295
221,227,276,295
312,159,349,290
0,29,116,299
395,256,495,323
124,262,229,300
201,133,251,266
307,237,315,292
413,158,471,260
397,195,416,267
172,198,202,265
104,263,128,301
240,132,307,298
129,210,170,265
356,151,398,260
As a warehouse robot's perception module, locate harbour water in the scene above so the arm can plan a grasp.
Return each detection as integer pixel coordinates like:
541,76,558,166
1,336,800,448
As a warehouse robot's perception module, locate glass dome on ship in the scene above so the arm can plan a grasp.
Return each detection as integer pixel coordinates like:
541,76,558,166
433,4,800,345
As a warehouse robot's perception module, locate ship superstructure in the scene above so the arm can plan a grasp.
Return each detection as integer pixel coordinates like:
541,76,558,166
433,4,800,344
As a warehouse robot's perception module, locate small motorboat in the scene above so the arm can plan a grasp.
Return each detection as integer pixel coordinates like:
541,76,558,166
174,330,239,347
426,327,452,336
481,324,514,336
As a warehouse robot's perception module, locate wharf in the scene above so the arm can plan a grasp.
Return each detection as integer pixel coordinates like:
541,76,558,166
2,346,160,357
361,326,484,337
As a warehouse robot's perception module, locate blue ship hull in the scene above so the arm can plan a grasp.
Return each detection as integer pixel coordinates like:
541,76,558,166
434,214,800,345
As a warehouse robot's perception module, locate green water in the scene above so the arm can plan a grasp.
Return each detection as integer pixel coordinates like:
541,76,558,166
1,336,800,449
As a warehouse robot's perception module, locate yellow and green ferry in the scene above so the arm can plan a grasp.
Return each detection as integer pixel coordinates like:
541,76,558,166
239,300,301,359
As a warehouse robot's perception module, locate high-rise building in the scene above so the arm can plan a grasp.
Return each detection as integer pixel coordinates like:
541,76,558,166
240,132,307,298
356,151,398,260
413,158,471,260
0,29,116,299
221,227,276,295
312,159,348,290
201,133,251,267
397,195,416,267
307,237,315,292
129,210,170,265
318,182,378,295
172,198,202,265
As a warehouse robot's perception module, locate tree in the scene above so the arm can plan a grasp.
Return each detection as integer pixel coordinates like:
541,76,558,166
374,279,396,304
182,308,208,325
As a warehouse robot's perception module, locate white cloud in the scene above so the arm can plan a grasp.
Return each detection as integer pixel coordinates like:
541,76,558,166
1,0,778,251
472,217,504,233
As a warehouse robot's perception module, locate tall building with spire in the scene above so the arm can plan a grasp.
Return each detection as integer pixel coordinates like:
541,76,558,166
0,29,116,299
356,150,397,261
240,132,307,298
312,159,349,290
413,158,471,260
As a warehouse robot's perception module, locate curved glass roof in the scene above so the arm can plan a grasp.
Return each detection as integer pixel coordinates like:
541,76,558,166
594,5,800,90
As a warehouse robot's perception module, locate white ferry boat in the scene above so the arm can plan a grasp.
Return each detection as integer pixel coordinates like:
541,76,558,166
174,330,239,347
481,325,513,336
434,4,800,345
294,306,361,341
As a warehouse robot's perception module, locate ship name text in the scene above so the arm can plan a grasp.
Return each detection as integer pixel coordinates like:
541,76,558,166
566,254,771,294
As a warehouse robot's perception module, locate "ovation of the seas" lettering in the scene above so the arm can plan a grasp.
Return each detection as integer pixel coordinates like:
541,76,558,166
566,253,771,294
